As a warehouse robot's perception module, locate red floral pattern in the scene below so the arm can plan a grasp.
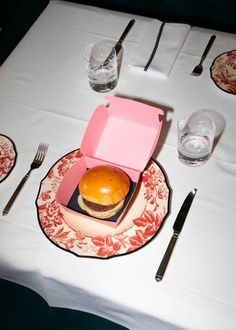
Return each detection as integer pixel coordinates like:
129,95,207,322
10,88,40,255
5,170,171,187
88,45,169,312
0,135,16,182
37,150,170,258
211,50,236,94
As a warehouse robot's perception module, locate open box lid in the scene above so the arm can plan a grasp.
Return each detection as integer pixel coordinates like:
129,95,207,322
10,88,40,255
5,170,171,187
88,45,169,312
80,96,163,172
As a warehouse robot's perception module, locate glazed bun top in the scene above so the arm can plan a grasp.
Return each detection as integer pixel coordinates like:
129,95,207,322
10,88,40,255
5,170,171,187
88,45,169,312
79,165,130,205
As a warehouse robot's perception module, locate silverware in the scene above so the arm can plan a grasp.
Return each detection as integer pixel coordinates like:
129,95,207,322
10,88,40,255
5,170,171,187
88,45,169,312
103,19,135,66
155,188,197,281
114,19,135,55
2,143,48,216
191,35,216,76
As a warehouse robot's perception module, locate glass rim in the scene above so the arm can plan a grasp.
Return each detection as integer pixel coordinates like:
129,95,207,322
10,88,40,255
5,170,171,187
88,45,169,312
177,111,216,131
83,40,116,62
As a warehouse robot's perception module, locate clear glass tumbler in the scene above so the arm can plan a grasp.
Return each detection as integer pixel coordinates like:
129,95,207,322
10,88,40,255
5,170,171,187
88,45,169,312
177,111,216,166
84,41,118,93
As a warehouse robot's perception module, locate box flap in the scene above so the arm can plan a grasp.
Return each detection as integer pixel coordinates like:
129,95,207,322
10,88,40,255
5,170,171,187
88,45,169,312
80,96,163,172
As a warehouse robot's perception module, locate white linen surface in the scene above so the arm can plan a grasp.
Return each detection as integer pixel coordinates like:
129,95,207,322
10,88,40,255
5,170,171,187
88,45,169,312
129,20,191,78
0,1,236,330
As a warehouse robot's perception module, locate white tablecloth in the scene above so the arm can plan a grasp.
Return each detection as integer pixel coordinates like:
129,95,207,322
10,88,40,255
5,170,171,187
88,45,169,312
0,1,236,329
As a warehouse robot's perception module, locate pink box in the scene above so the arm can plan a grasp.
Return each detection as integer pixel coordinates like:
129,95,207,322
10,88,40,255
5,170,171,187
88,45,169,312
56,96,163,228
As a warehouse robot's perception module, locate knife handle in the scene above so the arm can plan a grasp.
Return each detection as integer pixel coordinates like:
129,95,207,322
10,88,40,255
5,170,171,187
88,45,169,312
102,19,135,67
155,233,178,281
117,19,135,45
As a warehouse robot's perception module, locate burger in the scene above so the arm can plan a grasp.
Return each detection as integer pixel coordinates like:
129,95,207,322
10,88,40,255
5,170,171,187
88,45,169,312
78,165,130,219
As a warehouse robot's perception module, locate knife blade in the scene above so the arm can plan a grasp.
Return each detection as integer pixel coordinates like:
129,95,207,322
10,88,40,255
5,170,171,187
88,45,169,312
155,188,197,282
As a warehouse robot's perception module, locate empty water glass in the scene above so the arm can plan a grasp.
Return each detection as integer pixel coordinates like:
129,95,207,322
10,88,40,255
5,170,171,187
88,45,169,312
84,41,118,93
177,111,216,166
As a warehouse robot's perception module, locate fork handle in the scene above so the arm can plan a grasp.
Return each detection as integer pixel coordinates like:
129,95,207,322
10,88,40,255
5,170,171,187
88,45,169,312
200,35,216,64
2,170,31,216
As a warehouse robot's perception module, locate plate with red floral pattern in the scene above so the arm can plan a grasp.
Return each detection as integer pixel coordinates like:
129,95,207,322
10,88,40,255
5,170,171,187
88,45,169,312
36,149,170,258
210,49,236,94
0,134,17,183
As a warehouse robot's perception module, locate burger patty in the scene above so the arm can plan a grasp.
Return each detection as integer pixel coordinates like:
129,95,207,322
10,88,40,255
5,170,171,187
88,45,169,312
82,198,119,212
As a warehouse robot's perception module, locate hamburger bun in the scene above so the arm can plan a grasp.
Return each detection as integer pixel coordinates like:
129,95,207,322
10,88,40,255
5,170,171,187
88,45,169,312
78,165,130,219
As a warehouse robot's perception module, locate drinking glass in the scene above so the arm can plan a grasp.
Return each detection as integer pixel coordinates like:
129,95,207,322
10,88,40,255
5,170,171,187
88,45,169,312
84,41,118,93
177,111,216,166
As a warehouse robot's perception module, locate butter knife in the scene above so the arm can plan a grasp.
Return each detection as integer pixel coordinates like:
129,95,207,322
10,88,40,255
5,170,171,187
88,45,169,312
103,19,135,66
114,19,135,55
155,188,197,281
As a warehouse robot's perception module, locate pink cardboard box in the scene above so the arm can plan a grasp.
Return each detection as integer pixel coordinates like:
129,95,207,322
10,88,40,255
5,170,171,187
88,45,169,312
56,96,163,228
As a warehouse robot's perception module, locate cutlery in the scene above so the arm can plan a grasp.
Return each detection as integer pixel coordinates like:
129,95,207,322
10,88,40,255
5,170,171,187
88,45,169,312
2,143,48,216
155,188,197,281
191,35,216,76
103,19,135,66
114,19,135,55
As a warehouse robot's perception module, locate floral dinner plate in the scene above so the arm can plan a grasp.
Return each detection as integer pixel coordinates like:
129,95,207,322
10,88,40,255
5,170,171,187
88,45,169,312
210,49,236,95
0,134,17,183
36,149,170,258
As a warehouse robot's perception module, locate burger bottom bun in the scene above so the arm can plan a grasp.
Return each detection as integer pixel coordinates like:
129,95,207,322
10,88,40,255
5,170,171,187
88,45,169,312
78,195,124,219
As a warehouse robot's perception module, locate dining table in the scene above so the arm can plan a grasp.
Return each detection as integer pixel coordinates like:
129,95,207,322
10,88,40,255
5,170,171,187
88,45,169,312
0,1,236,329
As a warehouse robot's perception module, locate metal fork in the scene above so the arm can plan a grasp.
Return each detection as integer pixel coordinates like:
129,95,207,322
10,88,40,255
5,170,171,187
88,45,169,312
191,35,216,76
2,143,48,216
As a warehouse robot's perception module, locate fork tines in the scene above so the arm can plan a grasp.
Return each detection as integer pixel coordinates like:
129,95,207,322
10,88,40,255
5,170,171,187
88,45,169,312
191,64,202,76
35,143,48,162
